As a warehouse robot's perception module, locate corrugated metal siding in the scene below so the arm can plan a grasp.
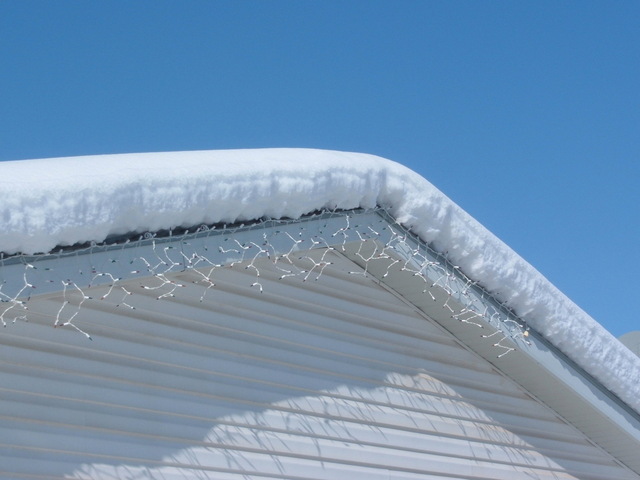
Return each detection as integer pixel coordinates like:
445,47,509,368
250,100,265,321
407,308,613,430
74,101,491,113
1,250,637,479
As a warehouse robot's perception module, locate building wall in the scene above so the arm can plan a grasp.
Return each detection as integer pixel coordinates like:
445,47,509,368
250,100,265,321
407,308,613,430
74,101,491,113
1,250,636,479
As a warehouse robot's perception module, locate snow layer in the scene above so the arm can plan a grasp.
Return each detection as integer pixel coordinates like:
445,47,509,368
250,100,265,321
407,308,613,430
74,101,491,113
1,148,639,413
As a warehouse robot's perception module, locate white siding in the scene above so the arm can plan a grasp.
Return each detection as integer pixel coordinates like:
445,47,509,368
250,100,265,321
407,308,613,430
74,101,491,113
1,250,637,479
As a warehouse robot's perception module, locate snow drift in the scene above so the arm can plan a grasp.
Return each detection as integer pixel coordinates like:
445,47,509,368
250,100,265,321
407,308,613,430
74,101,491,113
1,148,639,413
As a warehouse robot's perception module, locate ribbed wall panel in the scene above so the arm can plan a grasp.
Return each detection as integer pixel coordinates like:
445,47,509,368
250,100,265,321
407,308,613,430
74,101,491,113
1,250,637,479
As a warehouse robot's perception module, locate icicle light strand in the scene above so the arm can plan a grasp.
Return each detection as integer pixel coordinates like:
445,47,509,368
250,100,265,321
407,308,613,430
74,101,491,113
0,208,529,356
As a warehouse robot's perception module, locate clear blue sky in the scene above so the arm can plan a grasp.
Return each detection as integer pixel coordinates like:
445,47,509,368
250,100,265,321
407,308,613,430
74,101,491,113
1,1,638,337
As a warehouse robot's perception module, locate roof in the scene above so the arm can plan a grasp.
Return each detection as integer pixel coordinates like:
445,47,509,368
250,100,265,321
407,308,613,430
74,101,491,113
1,147,639,418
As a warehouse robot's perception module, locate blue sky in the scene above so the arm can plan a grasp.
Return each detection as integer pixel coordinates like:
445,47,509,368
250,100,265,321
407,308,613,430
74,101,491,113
1,1,638,337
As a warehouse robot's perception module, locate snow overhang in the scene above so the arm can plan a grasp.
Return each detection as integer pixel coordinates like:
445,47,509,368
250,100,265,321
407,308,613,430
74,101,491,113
1,149,639,452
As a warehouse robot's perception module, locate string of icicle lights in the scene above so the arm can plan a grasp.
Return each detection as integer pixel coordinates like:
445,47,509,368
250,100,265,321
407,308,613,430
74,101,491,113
0,208,530,357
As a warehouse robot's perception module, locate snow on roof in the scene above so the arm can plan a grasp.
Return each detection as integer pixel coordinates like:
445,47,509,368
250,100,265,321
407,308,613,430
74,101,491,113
1,148,639,413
